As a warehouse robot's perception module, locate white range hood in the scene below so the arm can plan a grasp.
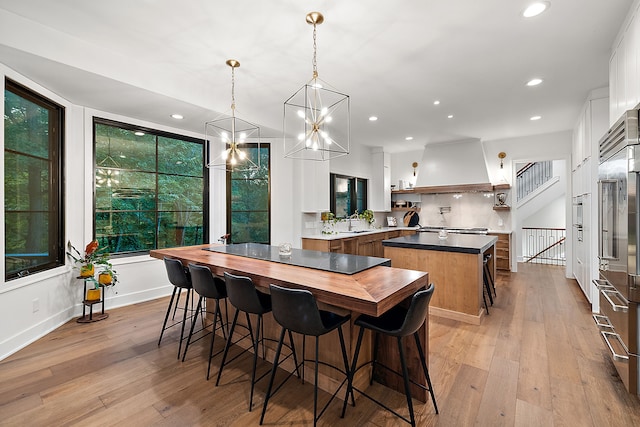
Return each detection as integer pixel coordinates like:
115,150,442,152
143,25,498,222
414,139,491,189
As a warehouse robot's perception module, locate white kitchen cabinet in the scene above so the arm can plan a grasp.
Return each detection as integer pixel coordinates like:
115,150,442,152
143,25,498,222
301,160,330,212
571,91,608,311
609,2,640,124
369,150,391,212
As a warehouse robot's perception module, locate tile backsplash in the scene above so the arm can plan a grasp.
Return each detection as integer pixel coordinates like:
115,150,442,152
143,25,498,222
390,192,511,230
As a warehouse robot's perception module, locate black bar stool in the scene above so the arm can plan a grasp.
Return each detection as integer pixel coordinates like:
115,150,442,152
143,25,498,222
158,257,195,359
182,263,230,380
484,253,496,297
342,284,438,427
215,272,280,411
260,284,352,427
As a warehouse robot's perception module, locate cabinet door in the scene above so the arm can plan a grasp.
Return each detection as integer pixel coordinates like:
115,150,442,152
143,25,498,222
301,160,330,212
369,151,391,212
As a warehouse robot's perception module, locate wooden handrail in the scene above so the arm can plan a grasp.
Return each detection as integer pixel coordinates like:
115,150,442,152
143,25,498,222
525,237,565,263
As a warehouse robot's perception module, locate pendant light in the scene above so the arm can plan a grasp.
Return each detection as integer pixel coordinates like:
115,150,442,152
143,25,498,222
283,11,350,161
206,59,261,172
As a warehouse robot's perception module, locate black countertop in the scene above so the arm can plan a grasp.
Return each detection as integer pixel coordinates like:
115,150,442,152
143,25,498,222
204,243,391,275
382,232,498,254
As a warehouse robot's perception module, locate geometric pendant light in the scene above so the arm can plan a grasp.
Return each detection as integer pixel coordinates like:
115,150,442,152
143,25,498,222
284,12,350,161
206,59,261,172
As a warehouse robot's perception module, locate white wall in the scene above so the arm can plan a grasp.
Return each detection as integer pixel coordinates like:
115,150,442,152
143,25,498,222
522,197,566,228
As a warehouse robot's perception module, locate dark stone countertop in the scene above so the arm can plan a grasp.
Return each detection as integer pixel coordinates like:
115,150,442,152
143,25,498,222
204,243,391,275
382,232,498,254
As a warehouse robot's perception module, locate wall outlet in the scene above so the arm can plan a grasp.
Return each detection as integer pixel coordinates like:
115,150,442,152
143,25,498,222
32,298,39,313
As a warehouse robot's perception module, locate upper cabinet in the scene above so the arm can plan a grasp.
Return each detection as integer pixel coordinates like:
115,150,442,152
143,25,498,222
301,160,330,212
609,3,640,124
369,151,391,212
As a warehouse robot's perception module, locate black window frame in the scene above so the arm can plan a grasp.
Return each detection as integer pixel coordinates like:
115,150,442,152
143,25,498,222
330,173,368,218
92,117,209,256
4,78,65,280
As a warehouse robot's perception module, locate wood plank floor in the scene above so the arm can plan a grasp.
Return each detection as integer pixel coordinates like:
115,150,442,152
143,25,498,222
1,263,640,426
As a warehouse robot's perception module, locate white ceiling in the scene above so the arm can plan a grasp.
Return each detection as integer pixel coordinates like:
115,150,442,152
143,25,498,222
0,0,633,153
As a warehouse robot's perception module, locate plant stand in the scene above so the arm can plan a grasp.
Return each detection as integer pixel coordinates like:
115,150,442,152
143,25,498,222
77,278,109,323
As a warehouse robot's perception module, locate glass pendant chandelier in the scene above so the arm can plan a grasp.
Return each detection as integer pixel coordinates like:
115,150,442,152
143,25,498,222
206,59,261,172
284,11,350,161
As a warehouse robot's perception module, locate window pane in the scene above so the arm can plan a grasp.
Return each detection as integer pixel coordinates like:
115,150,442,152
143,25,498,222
94,119,206,255
231,179,268,211
4,89,50,158
158,136,202,176
334,176,351,217
356,179,366,213
228,144,270,244
96,124,156,172
5,80,63,280
230,211,269,244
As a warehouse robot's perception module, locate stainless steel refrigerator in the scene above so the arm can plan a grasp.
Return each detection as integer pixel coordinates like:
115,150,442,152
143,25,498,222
595,109,640,395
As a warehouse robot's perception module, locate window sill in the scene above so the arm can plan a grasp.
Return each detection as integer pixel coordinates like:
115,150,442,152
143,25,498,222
1,265,72,294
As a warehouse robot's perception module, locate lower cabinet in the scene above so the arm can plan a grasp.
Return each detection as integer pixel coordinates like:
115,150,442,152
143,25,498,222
488,232,511,271
302,229,416,257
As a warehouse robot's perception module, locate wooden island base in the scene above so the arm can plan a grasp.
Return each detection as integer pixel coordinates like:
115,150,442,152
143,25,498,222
383,233,497,325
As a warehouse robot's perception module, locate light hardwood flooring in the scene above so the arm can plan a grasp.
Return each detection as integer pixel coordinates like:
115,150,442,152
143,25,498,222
1,263,640,426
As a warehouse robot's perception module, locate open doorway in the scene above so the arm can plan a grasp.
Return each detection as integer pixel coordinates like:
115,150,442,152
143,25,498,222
512,159,568,273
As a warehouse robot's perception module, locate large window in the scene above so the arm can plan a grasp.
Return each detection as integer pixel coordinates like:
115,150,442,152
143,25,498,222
4,79,64,280
227,144,270,244
330,173,367,218
94,119,207,254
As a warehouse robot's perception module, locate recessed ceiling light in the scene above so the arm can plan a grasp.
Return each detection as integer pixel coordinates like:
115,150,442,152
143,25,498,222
171,114,184,120
405,136,414,141
526,78,543,86
447,115,454,119
530,115,542,121
134,131,145,136
369,116,378,121
523,2,550,18
433,100,440,105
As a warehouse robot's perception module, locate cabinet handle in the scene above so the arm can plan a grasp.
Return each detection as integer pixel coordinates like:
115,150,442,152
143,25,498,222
592,314,614,331
601,331,629,362
601,289,629,313
592,278,614,290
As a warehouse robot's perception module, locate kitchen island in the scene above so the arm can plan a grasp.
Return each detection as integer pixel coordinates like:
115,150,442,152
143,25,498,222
149,244,432,401
383,232,498,324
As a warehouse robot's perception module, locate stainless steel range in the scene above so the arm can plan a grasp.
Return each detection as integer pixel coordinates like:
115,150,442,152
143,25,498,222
595,108,640,395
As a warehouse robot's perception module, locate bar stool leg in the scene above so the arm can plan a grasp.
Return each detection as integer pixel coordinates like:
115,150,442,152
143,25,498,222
313,336,320,426
397,336,416,427
205,299,223,380
370,331,379,385
260,327,287,425
177,287,191,359
158,286,178,346
249,314,261,411
337,326,355,406
181,295,203,362
288,330,301,378
413,332,438,414
216,308,240,386
485,261,496,297
342,327,365,417
483,267,494,306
